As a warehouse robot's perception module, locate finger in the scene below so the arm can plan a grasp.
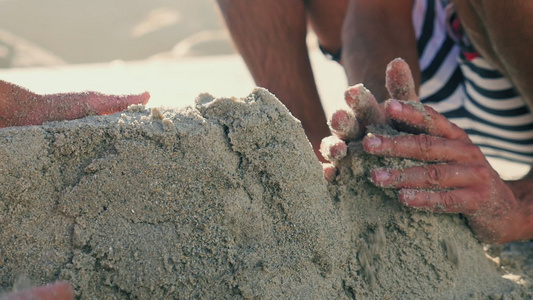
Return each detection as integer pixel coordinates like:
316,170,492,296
363,133,485,162
329,109,360,141
45,91,150,121
344,84,388,126
322,163,338,182
370,164,490,189
385,58,419,102
385,99,468,140
3,282,74,300
398,188,485,214
320,135,347,161
85,91,150,115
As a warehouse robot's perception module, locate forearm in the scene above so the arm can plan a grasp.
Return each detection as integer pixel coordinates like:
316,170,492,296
216,0,329,156
216,0,317,111
341,0,419,102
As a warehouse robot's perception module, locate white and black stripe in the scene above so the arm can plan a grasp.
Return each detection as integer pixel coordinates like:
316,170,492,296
413,0,533,164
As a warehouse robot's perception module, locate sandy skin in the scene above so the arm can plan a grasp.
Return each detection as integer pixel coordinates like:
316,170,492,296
0,80,149,128
321,58,533,244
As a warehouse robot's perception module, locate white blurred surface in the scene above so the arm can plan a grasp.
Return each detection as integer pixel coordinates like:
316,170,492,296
0,50,348,114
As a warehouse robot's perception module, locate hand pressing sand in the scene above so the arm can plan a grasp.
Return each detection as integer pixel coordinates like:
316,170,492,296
321,58,533,244
0,80,149,128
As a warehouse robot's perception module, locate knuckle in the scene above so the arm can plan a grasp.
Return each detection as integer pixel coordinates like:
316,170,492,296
425,165,443,187
416,135,435,156
475,187,491,203
423,105,436,115
473,166,491,182
439,192,459,212
419,191,434,209
463,143,484,160
451,124,469,139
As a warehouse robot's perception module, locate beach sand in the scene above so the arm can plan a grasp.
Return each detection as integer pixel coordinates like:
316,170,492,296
1,89,531,298
0,1,532,298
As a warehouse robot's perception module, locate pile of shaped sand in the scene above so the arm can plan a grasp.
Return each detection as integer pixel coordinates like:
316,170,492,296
0,88,531,298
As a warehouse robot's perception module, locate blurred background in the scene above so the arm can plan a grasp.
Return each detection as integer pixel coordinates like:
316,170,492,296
0,0,234,67
0,0,347,112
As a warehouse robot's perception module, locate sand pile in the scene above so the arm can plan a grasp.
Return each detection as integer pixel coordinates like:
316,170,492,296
0,88,530,299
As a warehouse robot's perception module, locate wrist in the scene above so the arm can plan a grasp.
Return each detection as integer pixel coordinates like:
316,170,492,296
505,178,533,241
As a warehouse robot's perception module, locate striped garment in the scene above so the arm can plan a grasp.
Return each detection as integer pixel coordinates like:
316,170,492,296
413,0,533,164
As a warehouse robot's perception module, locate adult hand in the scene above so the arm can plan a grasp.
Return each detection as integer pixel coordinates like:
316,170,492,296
320,58,418,177
0,80,150,128
322,58,533,244
363,98,532,244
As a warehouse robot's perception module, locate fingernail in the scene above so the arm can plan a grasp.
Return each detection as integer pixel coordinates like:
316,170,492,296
320,136,347,161
322,163,337,182
365,133,381,148
399,189,416,204
372,169,390,183
388,100,402,112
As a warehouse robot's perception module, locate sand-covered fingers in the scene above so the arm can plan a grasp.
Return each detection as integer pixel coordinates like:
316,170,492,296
0,78,150,128
42,91,150,122
320,135,347,162
385,99,469,140
397,188,488,214
329,109,360,140
332,58,421,142
345,84,388,127
371,164,490,189
84,91,150,115
364,127,531,243
322,163,337,182
385,58,418,102
363,133,486,163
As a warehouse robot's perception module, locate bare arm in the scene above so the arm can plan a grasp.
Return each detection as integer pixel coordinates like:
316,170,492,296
216,0,330,159
341,0,419,102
